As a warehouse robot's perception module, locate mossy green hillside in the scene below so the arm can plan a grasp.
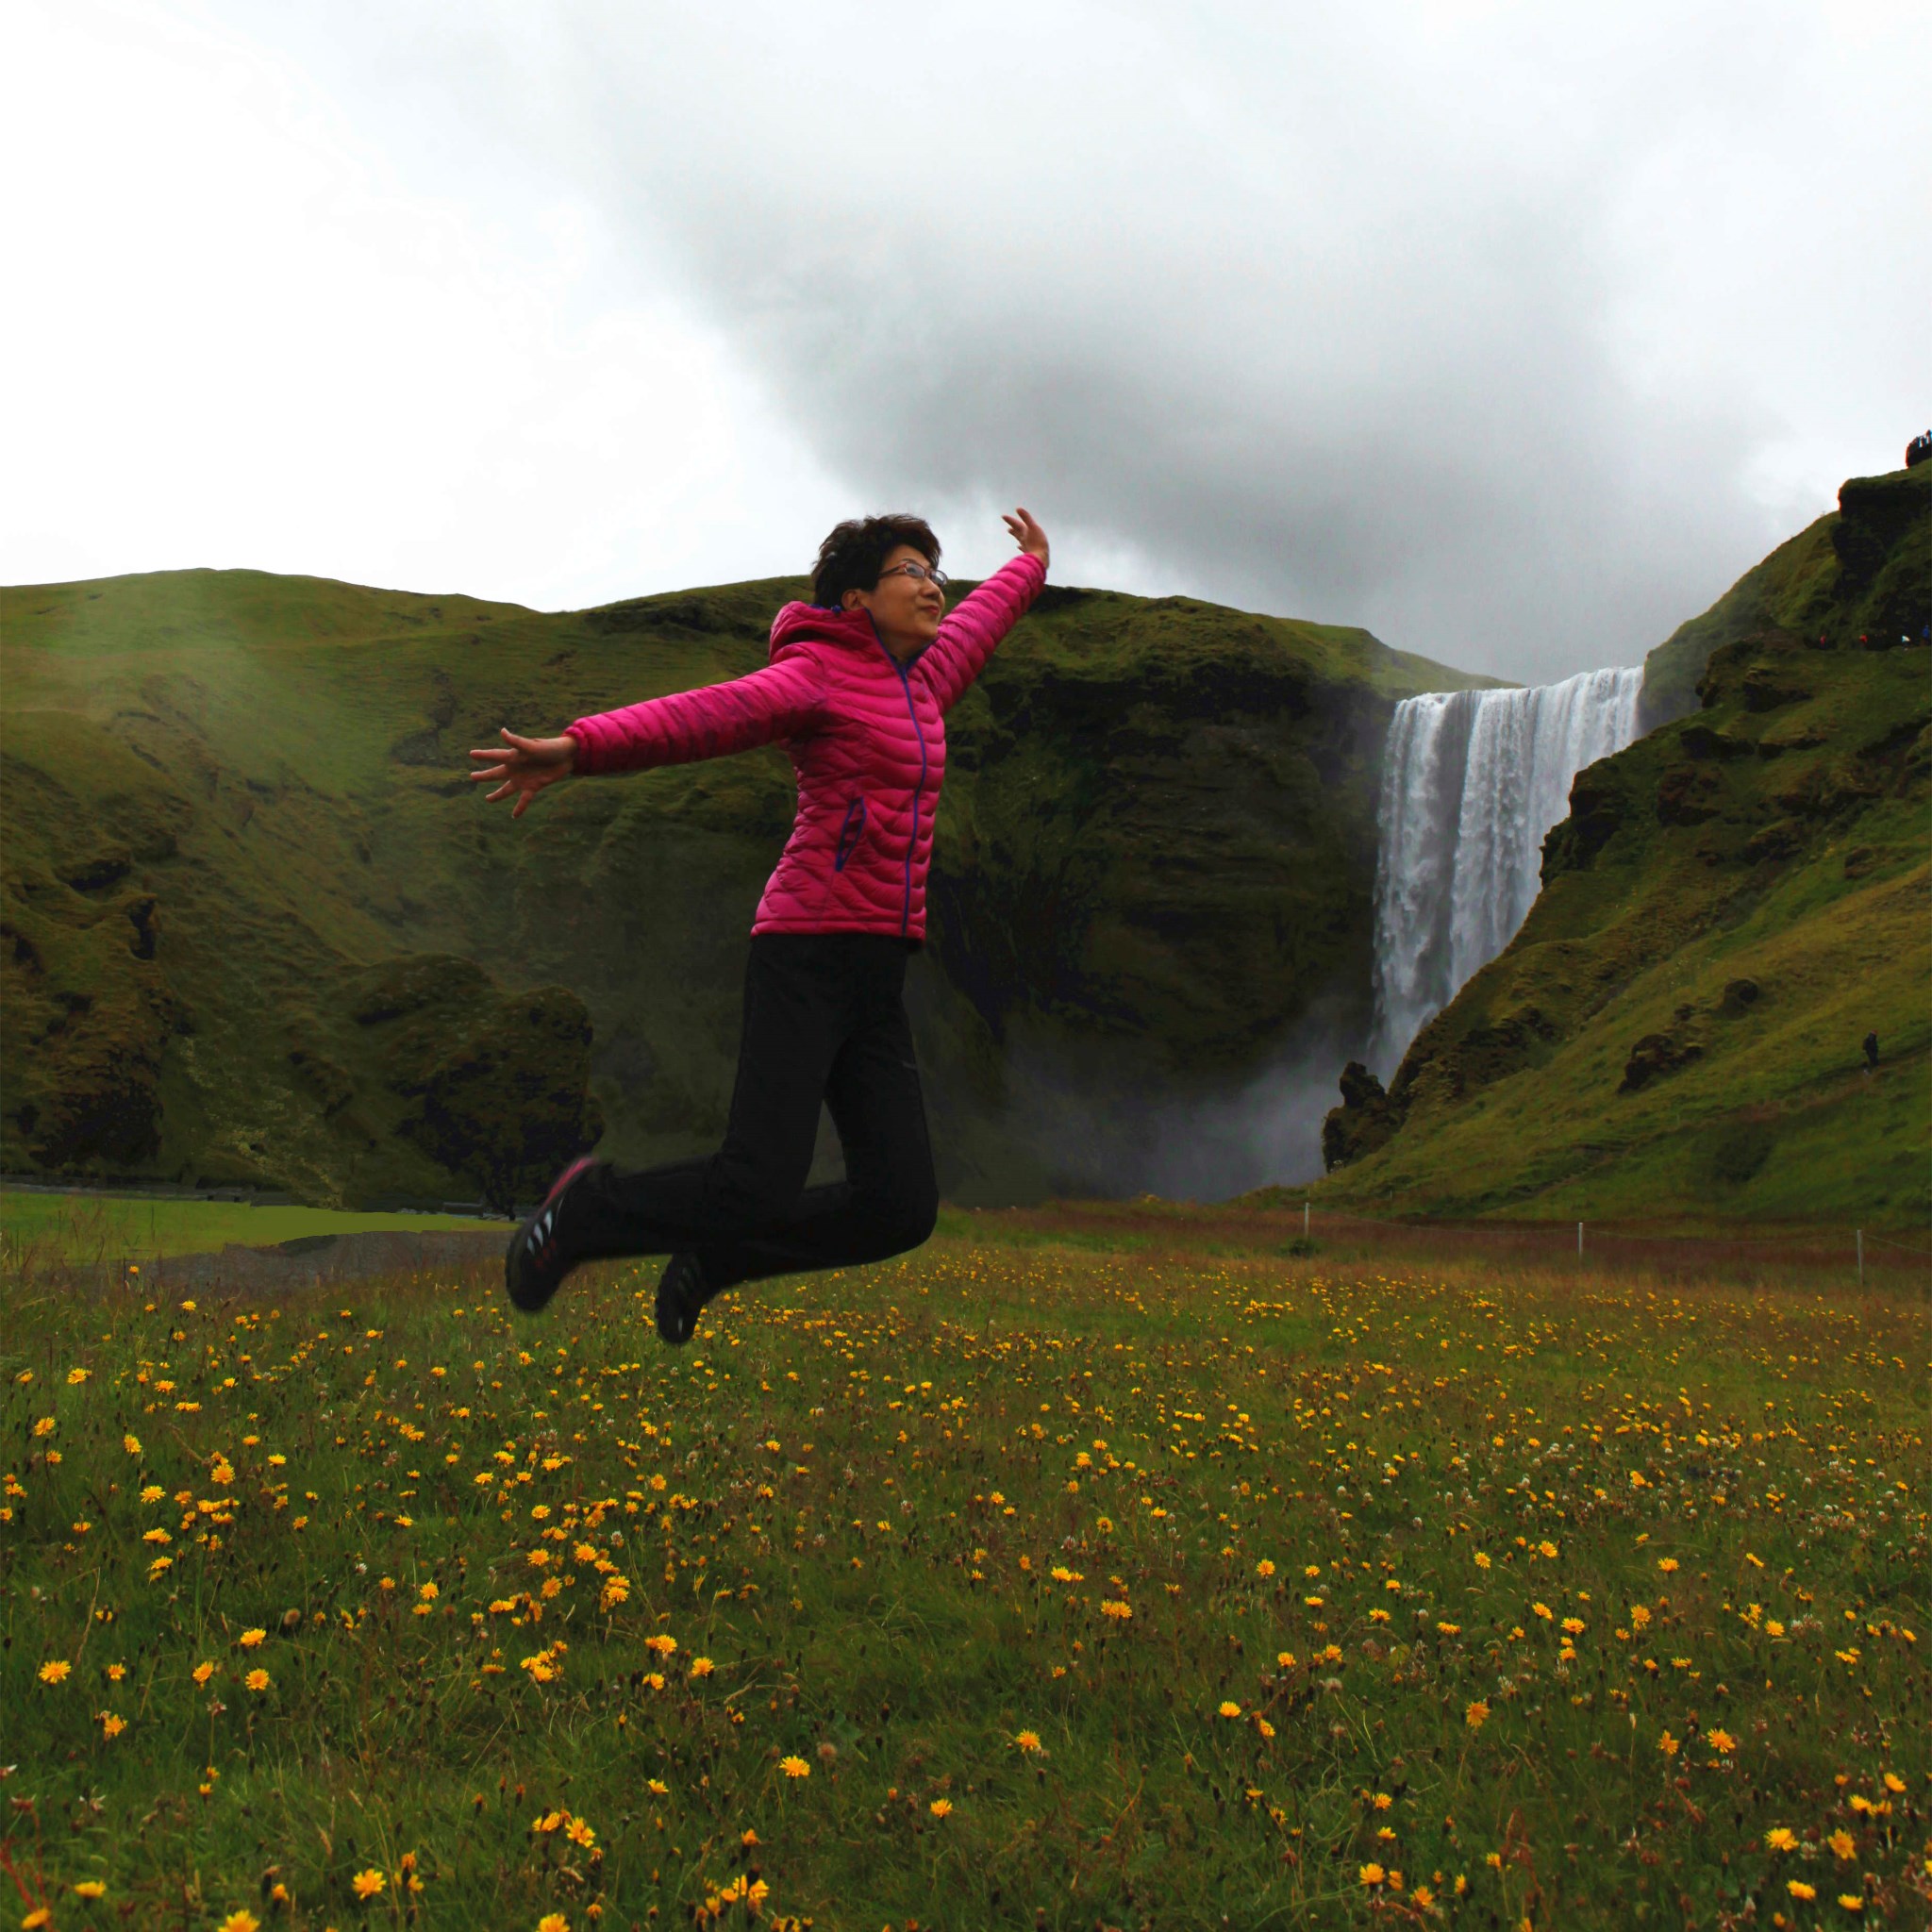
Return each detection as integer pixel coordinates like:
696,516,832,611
1637,466,1928,729
1312,612,1928,1229
2,568,1490,1206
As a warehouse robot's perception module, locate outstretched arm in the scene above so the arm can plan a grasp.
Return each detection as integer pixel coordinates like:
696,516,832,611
917,508,1049,713
470,652,825,815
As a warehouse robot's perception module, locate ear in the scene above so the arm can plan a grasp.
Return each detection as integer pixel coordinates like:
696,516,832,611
841,587,866,611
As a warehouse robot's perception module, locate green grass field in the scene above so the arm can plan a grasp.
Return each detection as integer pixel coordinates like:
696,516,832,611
0,1191,490,1263
5,1213,1926,1930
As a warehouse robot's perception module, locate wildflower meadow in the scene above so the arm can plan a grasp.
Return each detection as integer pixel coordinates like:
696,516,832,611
4,1209,1926,1930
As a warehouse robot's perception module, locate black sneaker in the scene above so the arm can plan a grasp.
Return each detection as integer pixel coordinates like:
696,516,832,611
506,1157,602,1313
655,1251,710,1346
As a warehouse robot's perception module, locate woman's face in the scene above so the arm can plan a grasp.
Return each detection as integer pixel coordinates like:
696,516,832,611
843,542,944,658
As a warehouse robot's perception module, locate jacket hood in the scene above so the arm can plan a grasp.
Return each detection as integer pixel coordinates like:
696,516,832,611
768,599,882,665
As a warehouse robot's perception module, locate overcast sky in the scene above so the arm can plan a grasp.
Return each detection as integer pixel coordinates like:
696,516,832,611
5,1,1925,681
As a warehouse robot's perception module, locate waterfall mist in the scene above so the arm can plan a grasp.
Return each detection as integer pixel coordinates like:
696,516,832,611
1369,667,1644,1076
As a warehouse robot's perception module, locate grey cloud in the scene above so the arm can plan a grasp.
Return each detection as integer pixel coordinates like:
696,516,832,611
216,0,1931,680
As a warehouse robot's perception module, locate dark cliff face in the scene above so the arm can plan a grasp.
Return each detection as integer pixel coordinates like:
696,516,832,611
0,569,1485,1207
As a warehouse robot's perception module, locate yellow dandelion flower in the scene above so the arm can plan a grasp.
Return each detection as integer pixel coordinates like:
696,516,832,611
1218,1701,1241,1719
1708,1728,1736,1755
192,1661,215,1687
1837,1896,1864,1913
689,1656,714,1678
1465,1700,1490,1730
123,1434,141,1456
1014,1731,1042,1753
1359,1861,1387,1886
1828,1829,1856,1859
1256,1559,1275,1578
100,1711,126,1739
67,1367,89,1385
239,1628,266,1648
1276,1650,1295,1668
352,1868,386,1898
1882,1773,1906,1794
244,1669,270,1692
38,1659,71,1685
1787,1881,1817,1901
1658,1731,1679,1757
538,1915,570,1932
218,1911,260,1932
74,1882,108,1900
779,1757,810,1778
1657,1557,1678,1573
1765,1827,1797,1852
929,1797,953,1818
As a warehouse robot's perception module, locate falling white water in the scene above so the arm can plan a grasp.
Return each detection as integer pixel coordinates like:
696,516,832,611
1368,666,1644,1077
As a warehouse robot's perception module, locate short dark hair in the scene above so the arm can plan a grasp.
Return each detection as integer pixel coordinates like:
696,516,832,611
810,513,940,608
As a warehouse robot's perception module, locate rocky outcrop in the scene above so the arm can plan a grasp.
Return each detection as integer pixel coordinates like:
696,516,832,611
1638,463,1930,731
1321,1060,1403,1171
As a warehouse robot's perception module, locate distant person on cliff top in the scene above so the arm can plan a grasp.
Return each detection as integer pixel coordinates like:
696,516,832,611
1863,1031,1879,1072
471,508,1050,1341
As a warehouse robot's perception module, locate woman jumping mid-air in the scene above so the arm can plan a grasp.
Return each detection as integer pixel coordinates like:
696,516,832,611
472,508,1049,1342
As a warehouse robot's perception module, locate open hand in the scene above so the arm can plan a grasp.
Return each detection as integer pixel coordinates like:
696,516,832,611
469,728,576,818
1003,507,1049,569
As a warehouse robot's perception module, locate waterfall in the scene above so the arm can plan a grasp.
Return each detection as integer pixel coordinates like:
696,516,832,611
1369,666,1644,1077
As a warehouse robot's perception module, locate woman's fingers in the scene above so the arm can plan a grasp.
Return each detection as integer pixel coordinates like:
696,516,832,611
1003,505,1048,563
471,727,573,814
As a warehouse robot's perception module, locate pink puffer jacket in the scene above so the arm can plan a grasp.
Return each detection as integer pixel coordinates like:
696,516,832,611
565,552,1045,941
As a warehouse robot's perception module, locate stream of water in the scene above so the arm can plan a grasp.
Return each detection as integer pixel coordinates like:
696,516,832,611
1368,666,1644,1077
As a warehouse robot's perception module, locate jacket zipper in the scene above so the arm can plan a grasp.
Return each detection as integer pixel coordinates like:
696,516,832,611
882,644,926,938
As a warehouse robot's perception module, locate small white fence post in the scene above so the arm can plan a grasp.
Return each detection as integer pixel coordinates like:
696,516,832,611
1304,1201,1311,1240
1577,1221,1584,1260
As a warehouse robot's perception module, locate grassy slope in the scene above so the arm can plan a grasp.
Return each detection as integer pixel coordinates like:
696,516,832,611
2,567,1491,1208
4,1224,1924,1928
1308,467,1930,1230
1638,466,1929,729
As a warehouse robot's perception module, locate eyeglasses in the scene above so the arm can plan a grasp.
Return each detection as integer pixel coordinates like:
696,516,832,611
876,561,948,589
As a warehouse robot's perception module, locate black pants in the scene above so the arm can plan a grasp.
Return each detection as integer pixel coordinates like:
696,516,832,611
589,933,939,1290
